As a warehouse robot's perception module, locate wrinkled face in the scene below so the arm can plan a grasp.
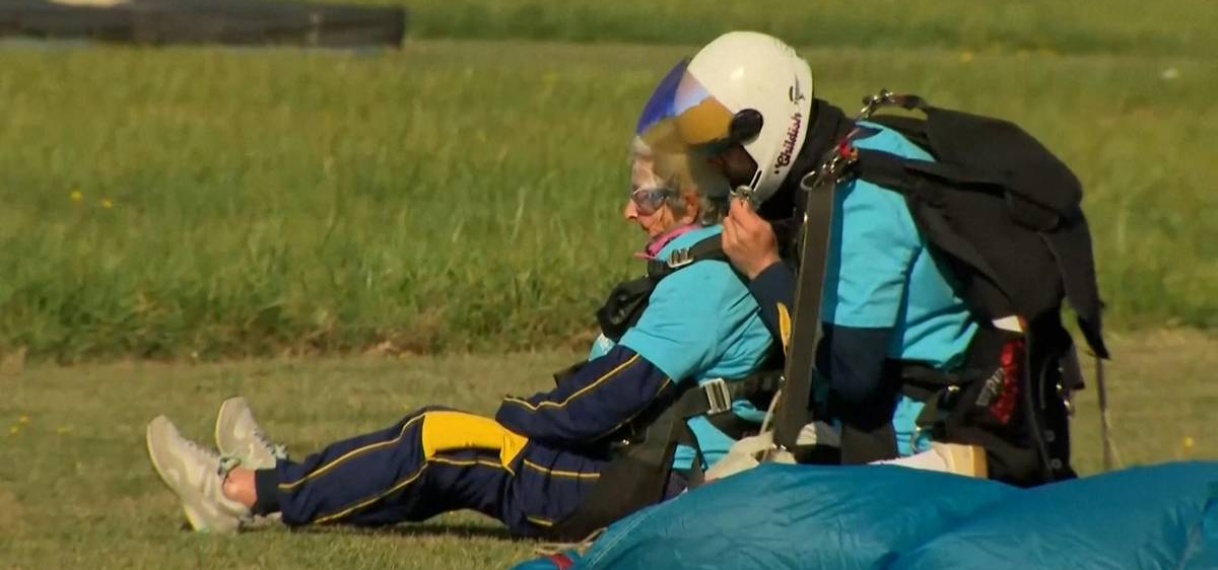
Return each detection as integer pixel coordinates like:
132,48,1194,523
624,157,681,239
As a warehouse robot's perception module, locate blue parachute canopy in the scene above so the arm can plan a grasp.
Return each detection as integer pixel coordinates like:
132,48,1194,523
562,461,1218,570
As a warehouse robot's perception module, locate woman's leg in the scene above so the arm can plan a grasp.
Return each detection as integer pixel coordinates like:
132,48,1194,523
147,406,533,532
228,406,531,527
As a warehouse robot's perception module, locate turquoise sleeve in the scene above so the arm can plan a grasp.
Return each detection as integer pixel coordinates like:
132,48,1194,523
619,262,733,384
821,180,922,329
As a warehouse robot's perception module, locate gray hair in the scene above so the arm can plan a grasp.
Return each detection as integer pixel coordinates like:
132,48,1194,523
631,138,730,226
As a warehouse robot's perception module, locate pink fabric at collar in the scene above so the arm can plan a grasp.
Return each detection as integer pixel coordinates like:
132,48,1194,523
636,223,700,261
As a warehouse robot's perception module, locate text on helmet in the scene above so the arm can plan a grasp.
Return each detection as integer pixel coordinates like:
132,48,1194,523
773,112,803,174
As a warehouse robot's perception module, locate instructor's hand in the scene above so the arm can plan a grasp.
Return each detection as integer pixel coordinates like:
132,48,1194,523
723,197,782,280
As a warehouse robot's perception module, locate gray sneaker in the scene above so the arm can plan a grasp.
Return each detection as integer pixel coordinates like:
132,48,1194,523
214,397,287,470
145,415,252,533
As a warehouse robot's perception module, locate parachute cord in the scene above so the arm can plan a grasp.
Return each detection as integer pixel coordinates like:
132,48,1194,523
759,387,782,435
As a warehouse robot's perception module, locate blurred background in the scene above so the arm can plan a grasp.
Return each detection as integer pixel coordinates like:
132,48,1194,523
0,0,1214,362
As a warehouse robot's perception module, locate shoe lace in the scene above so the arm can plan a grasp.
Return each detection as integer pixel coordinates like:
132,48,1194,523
217,455,242,478
176,436,240,479
257,430,288,460
179,434,221,461
250,421,288,461
267,443,288,461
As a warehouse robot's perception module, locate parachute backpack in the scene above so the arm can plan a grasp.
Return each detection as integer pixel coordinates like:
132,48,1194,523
766,90,1111,486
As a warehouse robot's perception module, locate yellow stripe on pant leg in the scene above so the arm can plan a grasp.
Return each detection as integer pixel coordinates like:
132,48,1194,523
420,411,530,475
521,459,601,480
311,464,429,525
279,414,426,491
312,455,509,525
429,456,507,470
526,515,555,528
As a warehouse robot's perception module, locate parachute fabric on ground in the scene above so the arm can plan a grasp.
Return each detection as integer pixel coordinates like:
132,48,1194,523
566,462,1218,570
891,462,1218,570
572,463,1014,570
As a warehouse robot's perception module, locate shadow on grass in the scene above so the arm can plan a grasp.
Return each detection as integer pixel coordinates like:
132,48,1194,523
380,523,520,541
174,510,525,541
274,520,525,542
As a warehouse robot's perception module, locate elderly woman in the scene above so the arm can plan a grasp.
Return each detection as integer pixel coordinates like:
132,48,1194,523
143,145,775,538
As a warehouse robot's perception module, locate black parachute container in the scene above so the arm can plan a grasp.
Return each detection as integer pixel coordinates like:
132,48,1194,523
0,0,406,48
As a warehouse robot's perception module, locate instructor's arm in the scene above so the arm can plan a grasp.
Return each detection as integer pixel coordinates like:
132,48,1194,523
722,198,795,350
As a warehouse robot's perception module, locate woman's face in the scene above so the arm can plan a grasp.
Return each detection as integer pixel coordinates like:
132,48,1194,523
624,157,694,239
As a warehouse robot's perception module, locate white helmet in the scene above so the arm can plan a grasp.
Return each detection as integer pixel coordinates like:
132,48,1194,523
634,31,814,204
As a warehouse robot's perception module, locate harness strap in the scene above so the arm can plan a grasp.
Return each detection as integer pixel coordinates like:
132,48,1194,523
541,371,779,540
667,372,780,486
670,372,784,419
901,364,993,389
598,235,737,343
900,381,953,436
673,413,761,446
900,368,988,444
646,235,733,279
898,325,1024,438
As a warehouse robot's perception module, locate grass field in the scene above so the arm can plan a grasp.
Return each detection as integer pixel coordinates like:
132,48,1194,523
0,330,1215,569
1,38,1215,362
387,0,1218,58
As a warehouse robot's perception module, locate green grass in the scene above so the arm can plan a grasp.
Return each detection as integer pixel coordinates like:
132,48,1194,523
0,331,1215,569
394,0,1216,59
1,39,1215,361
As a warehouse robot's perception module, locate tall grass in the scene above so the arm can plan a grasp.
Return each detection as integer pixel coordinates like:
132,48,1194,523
392,0,1218,59
0,40,1213,361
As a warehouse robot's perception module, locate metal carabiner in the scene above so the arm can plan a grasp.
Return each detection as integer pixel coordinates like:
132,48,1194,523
856,89,897,122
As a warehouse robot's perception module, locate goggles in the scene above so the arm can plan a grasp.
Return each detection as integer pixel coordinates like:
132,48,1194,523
630,186,676,216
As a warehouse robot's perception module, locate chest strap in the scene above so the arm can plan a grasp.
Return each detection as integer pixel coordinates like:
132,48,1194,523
645,235,733,279
671,370,783,420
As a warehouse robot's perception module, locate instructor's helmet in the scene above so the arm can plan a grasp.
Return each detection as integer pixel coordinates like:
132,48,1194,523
634,31,814,205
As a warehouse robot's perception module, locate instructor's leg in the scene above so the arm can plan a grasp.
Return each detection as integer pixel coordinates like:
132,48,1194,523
873,443,988,478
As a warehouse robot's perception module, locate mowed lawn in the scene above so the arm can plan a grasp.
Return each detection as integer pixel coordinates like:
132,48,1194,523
1,330,1215,570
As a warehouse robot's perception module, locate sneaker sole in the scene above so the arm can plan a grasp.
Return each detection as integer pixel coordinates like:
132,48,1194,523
213,397,242,458
145,418,239,533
